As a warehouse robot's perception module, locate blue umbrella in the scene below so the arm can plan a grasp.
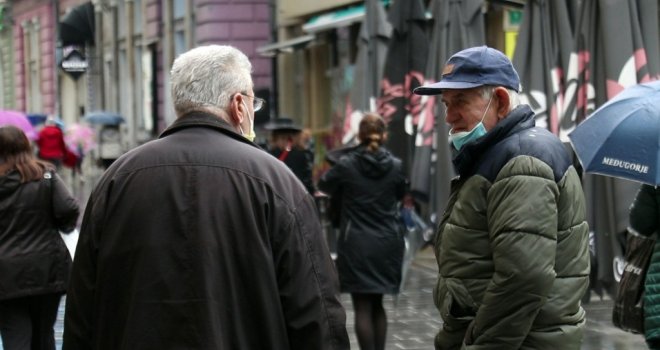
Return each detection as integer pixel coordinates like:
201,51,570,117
27,113,48,126
84,111,125,125
568,80,660,185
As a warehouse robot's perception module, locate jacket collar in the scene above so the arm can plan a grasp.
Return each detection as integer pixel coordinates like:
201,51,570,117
159,111,259,149
453,104,535,177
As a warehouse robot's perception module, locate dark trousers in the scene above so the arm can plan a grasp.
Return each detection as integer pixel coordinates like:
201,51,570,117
0,294,62,350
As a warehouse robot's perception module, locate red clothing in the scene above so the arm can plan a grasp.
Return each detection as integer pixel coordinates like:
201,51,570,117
37,126,66,160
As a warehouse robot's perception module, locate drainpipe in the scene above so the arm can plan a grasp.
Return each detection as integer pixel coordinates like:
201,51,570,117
127,0,136,147
93,0,104,109
269,0,278,120
53,0,61,118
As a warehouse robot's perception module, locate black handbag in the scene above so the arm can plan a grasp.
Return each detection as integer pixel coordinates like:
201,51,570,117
612,230,656,333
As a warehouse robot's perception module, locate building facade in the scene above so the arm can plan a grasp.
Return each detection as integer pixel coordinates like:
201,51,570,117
260,0,522,162
1,0,272,154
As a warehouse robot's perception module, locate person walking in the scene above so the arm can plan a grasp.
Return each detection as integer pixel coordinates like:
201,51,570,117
266,118,316,195
413,46,590,349
36,118,67,170
63,45,348,350
0,125,80,350
628,184,660,349
318,112,406,350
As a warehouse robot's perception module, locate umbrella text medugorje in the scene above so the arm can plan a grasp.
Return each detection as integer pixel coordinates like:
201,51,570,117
602,157,649,174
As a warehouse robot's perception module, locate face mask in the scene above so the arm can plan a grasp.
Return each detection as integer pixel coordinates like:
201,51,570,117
448,94,493,151
239,100,256,142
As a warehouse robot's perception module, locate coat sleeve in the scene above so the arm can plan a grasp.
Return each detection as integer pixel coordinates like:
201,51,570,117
317,158,346,196
466,157,559,349
629,184,659,236
63,183,105,350
272,194,349,349
51,172,80,232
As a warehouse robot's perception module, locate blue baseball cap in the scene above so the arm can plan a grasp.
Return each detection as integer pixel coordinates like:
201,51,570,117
413,46,520,95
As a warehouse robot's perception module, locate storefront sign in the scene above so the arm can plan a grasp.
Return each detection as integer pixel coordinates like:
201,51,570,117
61,48,88,80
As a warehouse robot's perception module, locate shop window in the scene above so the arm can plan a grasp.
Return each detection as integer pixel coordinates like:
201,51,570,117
23,20,42,113
173,0,185,20
134,0,143,34
118,0,126,37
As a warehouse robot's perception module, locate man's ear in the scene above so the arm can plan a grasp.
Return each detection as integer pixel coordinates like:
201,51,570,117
229,93,245,124
494,87,510,120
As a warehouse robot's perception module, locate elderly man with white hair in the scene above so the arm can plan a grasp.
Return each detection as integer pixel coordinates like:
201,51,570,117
63,45,349,350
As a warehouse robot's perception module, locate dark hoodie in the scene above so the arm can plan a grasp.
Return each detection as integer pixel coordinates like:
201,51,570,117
318,145,406,294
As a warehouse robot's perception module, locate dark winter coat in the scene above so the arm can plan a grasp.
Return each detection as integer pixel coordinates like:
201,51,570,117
269,147,315,195
0,170,79,300
628,184,660,344
435,105,590,349
318,145,406,294
63,112,349,350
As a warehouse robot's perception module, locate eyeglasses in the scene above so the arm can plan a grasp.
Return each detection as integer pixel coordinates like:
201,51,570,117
241,93,266,112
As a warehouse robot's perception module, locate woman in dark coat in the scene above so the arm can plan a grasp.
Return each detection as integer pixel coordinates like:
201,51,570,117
0,125,80,349
318,113,406,350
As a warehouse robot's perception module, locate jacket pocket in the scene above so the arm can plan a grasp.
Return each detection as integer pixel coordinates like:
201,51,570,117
436,278,476,332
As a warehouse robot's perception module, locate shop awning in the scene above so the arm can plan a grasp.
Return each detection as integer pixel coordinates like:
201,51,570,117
256,34,315,57
0,5,6,31
60,2,95,46
302,5,365,34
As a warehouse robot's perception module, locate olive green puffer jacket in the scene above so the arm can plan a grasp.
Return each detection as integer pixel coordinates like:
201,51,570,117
434,106,590,350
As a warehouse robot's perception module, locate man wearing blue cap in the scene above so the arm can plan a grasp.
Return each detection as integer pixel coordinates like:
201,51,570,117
414,46,590,349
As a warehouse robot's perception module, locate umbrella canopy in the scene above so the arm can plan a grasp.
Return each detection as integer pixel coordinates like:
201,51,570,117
512,0,576,134
559,0,660,141
376,0,428,178
411,0,486,218
84,111,126,125
559,0,660,298
342,0,391,144
60,2,95,46
0,110,37,140
569,80,660,185
65,123,97,155
27,113,48,126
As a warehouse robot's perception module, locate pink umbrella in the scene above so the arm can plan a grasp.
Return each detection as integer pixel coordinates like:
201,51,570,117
65,123,97,155
0,110,37,140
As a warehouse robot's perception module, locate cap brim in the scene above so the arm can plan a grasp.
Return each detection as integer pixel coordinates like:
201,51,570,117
413,81,484,95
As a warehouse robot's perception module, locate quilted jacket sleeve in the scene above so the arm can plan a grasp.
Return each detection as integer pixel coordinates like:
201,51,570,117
466,156,559,349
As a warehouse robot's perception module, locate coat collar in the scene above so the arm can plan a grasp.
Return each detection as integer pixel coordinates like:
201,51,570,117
159,111,259,149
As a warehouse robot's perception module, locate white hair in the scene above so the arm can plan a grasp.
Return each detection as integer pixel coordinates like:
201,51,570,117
480,85,521,112
170,45,253,117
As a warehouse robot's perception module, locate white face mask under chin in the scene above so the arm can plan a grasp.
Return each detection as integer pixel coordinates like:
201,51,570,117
239,100,256,142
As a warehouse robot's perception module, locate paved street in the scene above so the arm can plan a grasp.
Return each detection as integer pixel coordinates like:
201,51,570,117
0,174,650,350
13,247,641,349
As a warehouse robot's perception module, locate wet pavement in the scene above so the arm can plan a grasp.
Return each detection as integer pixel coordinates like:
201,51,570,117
0,169,649,350
15,247,643,350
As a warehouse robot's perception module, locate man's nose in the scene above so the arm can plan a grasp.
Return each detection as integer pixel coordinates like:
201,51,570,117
444,108,459,124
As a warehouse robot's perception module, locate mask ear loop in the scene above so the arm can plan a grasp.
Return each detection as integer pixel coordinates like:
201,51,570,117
479,93,494,124
242,100,253,132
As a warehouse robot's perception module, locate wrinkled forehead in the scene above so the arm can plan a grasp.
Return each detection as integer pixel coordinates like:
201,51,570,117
440,88,483,104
